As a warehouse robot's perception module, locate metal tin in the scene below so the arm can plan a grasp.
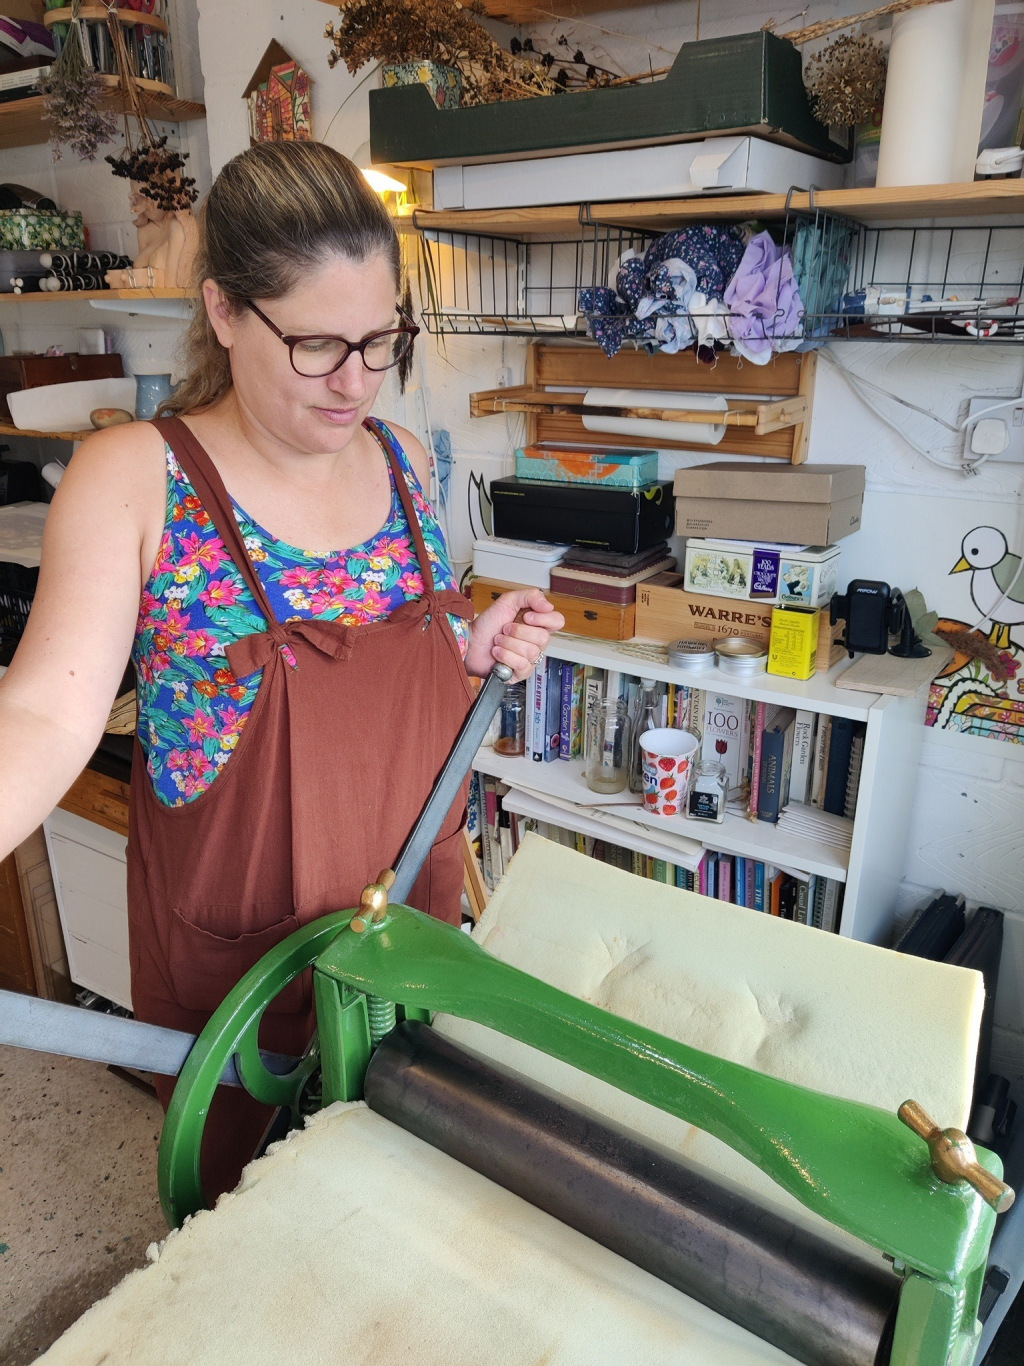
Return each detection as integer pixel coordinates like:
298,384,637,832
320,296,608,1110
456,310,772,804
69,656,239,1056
668,638,717,672
714,637,768,676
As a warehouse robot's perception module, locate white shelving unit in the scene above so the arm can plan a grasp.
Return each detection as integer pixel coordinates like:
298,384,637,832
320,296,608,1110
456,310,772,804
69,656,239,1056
475,634,930,947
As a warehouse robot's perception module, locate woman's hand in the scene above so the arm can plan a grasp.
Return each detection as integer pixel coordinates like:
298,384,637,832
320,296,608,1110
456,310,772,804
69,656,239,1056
465,587,565,682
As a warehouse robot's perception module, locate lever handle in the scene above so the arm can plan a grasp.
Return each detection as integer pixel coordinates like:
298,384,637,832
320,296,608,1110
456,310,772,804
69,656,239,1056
898,1100,1015,1213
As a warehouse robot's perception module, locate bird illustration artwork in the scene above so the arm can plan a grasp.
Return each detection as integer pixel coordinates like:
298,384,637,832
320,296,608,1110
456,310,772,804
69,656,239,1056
951,526,1024,649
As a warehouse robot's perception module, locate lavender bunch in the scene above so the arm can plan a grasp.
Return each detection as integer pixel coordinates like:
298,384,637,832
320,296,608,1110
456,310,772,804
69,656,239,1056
41,21,119,160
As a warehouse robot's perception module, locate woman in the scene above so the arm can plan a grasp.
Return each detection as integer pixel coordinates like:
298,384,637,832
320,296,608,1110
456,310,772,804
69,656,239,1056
0,142,562,1195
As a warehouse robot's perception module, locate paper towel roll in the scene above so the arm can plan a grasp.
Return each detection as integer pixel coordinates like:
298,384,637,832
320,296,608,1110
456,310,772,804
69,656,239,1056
876,0,995,187
581,388,728,446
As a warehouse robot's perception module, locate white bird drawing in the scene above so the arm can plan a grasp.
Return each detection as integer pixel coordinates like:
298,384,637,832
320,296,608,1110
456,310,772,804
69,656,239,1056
951,526,1024,649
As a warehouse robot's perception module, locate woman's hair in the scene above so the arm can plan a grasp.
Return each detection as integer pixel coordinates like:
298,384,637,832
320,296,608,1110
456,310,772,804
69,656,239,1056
164,141,401,416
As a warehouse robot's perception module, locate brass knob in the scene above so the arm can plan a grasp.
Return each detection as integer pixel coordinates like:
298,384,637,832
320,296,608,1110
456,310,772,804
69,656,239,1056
898,1100,1015,1213
350,870,397,933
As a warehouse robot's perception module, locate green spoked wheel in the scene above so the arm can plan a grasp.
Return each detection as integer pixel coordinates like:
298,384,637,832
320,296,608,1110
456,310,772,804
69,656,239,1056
157,911,353,1228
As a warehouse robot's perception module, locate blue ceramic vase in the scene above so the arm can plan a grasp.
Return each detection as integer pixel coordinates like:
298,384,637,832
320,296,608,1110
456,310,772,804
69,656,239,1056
134,373,175,421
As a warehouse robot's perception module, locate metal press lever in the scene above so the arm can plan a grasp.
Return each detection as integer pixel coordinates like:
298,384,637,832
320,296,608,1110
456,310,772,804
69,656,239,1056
898,1099,1015,1212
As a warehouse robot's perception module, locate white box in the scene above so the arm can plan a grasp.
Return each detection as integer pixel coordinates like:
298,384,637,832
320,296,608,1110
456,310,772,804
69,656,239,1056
473,537,570,590
684,538,840,609
431,135,845,212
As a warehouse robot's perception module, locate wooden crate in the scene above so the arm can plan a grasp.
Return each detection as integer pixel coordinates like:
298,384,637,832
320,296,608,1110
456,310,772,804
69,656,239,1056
470,576,635,641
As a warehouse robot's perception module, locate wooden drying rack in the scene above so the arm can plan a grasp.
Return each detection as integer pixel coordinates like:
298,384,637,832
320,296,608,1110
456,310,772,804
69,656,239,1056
470,343,817,463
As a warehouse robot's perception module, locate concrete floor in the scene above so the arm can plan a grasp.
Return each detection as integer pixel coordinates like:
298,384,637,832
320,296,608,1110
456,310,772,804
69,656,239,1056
0,1045,168,1365
2,1038,1023,1365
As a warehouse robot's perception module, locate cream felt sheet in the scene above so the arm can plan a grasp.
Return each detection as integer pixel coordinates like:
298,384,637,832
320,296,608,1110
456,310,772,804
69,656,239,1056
436,834,985,1246
38,1103,800,1366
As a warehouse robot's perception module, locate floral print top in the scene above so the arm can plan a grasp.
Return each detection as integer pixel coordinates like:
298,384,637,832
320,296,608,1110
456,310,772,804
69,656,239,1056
133,419,468,806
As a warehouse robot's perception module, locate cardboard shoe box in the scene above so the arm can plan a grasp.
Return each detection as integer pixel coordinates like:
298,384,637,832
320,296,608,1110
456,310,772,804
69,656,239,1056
673,463,865,544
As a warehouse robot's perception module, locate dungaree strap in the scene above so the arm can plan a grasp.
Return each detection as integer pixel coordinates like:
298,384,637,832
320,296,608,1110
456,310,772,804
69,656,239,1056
151,416,280,626
365,418,441,599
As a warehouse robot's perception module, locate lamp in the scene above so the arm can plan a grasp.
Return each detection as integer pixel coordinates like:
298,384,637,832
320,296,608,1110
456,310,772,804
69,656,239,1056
352,141,408,196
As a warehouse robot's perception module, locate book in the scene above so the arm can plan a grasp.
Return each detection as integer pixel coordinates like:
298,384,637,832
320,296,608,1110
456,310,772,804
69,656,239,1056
843,727,866,818
810,714,832,808
719,855,732,904
779,877,798,921
531,665,546,762
701,691,751,796
796,877,810,926
734,856,746,907
770,870,786,916
746,700,767,817
790,710,816,805
820,878,842,933
745,860,755,908
569,664,585,759
757,706,797,824
544,657,562,762
559,662,574,760
823,715,856,816
754,861,766,913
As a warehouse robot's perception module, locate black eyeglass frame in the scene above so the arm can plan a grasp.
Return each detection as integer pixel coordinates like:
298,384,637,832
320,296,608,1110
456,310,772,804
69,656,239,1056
245,300,419,376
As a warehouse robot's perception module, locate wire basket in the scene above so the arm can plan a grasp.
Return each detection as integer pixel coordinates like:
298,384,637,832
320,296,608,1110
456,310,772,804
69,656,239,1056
0,560,37,666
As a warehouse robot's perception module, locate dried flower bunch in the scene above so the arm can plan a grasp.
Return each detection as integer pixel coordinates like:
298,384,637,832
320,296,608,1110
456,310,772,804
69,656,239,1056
40,1,119,159
324,0,609,104
106,136,197,212
804,32,888,127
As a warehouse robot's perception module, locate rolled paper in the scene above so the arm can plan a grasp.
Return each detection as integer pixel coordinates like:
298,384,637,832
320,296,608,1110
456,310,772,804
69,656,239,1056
876,0,995,186
581,387,728,446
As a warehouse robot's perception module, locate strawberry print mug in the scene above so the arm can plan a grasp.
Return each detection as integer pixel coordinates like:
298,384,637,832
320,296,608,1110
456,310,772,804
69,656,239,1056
639,728,700,818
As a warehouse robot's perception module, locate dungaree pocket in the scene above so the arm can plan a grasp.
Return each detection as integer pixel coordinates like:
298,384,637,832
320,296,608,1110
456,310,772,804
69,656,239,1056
166,904,310,1015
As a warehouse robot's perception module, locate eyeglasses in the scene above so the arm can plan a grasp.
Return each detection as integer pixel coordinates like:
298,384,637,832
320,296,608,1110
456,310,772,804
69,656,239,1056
245,300,419,377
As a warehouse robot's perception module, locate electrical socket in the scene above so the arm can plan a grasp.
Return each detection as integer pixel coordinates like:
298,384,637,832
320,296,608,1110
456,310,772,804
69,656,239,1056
964,395,1024,463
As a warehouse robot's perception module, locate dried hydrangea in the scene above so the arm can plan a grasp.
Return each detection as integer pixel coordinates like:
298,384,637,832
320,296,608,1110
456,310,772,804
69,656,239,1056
805,33,887,128
41,47,119,159
106,136,198,213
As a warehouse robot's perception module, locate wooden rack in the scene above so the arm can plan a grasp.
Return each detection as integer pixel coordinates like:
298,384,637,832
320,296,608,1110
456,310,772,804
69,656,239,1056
470,343,817,462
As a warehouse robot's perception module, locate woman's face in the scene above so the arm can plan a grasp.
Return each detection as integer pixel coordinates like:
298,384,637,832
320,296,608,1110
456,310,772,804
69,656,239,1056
207,252,400,454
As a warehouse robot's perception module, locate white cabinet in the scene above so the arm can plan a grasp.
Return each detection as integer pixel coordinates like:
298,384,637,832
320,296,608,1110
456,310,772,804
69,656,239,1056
44,807,132,1009
475,637,927,947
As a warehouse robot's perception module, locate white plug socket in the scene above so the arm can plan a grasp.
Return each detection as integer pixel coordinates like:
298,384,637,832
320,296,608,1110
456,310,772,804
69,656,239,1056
964,395,1024,463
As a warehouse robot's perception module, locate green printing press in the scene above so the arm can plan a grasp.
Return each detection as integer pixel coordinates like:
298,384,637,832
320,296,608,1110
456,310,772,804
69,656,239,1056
152,868,1015,1366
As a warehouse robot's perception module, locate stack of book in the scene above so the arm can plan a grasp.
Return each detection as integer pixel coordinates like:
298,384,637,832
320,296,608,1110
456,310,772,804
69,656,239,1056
499,815,844,933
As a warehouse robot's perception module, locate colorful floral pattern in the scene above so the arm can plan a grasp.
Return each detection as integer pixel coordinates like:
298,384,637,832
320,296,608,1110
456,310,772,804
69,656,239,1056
133,420,468,805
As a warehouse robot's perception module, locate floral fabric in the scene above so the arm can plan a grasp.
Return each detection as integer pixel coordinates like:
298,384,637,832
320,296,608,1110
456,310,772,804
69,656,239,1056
133,420,468,806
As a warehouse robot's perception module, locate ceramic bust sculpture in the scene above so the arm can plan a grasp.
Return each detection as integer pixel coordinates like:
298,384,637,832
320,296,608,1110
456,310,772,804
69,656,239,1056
104,182,199,291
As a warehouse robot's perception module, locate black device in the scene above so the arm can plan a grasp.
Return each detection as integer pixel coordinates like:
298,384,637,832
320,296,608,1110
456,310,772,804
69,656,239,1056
490,477,674,555
829,579,931,659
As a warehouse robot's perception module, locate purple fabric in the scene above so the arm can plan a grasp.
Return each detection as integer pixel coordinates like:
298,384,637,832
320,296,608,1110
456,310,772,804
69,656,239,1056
724,230,805,361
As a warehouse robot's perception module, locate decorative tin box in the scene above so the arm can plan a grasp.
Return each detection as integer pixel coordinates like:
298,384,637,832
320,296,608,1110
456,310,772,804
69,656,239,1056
514,445,659,490
0,209,85,252
683,537,840,609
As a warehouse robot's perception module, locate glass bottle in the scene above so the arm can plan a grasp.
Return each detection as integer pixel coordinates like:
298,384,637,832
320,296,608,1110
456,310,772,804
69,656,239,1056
628,678,661,794
586,697,632,794
493,681,526,756
687,759,729,823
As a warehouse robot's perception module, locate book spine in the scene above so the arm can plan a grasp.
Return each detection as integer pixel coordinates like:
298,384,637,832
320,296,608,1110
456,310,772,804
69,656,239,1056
796,877,810,926
745,859,755,908
757,726,786,824
770,871,785,916
823,715,856,816
559,662,574,760
735,856,746,907
843,726,866,818
810,714,832,808
719,855,732,904
810,875,824,929
544,659,562,761
820,879,841,933
531,665,546,762
570,664,585,759
747,700,767,817
754,861,765,913
790,710,816,805
631,850,644,878
698,852,708,897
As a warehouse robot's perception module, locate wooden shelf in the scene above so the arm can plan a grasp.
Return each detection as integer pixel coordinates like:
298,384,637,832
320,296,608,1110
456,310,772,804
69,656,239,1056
318,0,632,17
0,421,92,441
415,181,1024,238
0,288,195,303
0,77,205,151
44,6,168,33
470,384,807,436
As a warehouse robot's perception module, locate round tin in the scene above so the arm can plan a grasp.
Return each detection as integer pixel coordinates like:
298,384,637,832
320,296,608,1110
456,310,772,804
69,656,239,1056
668,638,717,672
714,637,768,676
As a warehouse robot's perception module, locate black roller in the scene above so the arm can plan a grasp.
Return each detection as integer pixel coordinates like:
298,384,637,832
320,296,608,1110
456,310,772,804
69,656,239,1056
365,1021,900,1366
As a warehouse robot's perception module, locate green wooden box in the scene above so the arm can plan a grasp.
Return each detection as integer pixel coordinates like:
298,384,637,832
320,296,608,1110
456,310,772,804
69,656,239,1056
369,31,849,171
